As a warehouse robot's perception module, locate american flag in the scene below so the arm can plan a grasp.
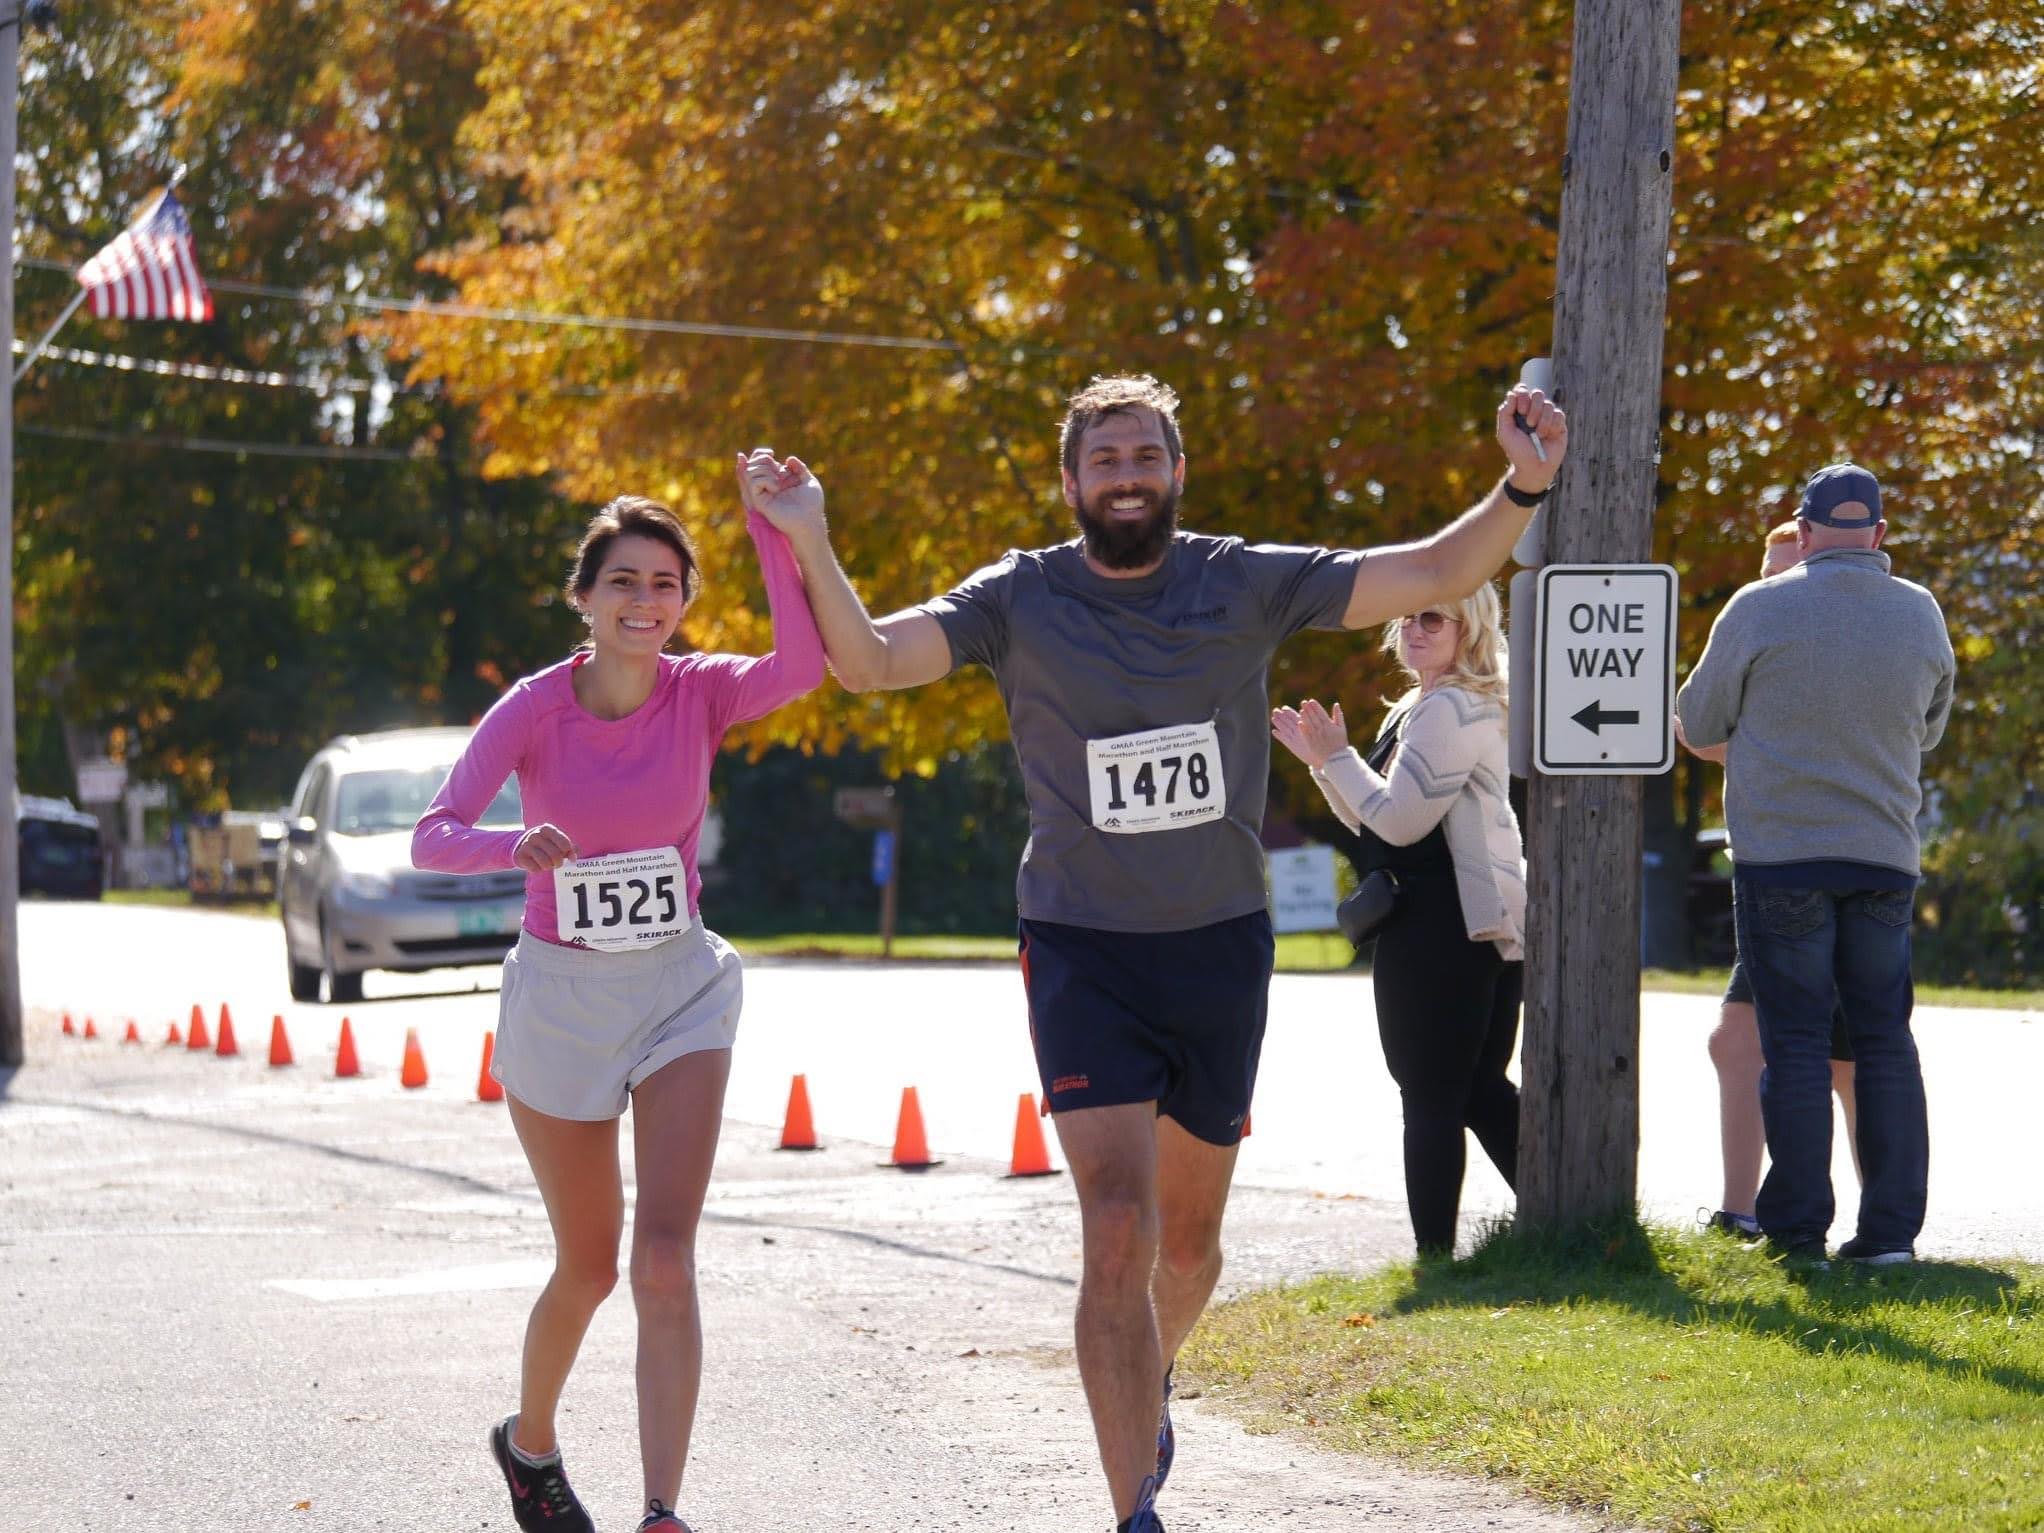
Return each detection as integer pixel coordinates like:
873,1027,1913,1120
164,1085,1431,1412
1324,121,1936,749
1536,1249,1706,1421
75,188,214,323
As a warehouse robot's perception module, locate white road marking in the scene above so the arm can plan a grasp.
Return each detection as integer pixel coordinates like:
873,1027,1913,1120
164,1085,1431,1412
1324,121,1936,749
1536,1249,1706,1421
269,1258,552,1302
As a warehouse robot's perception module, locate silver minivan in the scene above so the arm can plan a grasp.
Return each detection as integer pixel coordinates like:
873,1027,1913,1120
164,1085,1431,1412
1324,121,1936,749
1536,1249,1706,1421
280,727,525,1002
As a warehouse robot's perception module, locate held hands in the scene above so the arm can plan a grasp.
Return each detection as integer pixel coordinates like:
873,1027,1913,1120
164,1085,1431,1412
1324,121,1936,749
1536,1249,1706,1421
1495,384,1567,494
1270,699,1349,770
513,824,577,874
736,447,826,539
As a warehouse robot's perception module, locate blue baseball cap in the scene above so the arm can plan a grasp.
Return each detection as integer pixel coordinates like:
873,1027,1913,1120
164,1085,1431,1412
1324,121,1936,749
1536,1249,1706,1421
1798,463,1883,527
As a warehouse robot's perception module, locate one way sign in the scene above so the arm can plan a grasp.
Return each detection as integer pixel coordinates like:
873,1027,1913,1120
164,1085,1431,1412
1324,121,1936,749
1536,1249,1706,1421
1534,564,1678,774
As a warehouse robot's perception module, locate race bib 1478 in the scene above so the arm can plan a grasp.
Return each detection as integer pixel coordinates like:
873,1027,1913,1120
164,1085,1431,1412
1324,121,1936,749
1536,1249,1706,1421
552,846,692,951
1085,720,1226,834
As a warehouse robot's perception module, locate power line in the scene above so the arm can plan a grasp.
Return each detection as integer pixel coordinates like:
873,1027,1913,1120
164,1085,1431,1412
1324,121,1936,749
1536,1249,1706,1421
384,9,471,44
17,256,969,354
10,335,378,393
6,333,725,400
19,422,417,462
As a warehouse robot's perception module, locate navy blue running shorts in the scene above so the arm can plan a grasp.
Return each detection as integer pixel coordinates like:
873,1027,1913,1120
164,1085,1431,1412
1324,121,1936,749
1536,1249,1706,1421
1724,960,1854,1062
1017,910,1275,1146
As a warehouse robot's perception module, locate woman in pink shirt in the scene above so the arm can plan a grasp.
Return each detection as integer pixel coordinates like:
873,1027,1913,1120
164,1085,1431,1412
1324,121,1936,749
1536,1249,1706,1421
414,482,823,1533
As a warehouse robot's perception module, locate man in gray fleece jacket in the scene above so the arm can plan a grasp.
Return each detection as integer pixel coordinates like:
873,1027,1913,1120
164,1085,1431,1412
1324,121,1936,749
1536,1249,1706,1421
1676,463,1955,1264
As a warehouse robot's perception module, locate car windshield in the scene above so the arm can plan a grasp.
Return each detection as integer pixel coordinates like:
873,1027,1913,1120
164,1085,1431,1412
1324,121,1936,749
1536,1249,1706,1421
332,768,521,836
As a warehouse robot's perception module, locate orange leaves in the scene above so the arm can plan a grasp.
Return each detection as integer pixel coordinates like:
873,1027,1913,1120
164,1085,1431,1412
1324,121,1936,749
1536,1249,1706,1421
356,0,2037,787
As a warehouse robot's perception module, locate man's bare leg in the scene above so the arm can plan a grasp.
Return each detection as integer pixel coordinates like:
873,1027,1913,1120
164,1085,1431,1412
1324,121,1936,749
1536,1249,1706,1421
1054,1102,1164,1525
1152,1113,1239,1366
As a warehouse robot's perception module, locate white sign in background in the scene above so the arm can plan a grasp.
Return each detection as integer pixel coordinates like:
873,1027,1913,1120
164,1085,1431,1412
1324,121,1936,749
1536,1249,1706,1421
1267,844,1339,934
1534,564,1678,775
75,758,128,804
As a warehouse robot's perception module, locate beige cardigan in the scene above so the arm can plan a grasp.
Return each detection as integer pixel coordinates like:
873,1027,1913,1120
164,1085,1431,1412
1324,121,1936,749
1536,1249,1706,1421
1308,686,1528,960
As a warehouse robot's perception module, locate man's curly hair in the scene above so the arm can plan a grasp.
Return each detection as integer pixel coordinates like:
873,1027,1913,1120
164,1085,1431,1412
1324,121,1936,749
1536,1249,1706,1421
1059,374,1184,477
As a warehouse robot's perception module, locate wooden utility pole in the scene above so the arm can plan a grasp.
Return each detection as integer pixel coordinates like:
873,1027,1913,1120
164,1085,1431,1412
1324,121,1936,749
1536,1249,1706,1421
1,7,23,1069
1517,0,1683,1226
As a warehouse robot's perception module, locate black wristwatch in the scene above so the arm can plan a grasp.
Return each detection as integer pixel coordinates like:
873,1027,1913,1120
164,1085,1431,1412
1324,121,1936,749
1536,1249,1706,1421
1503,477,1553,508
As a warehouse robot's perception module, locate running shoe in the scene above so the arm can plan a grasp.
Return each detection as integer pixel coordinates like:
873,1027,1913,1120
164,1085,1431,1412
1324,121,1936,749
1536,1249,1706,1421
1116,1473,1165,1533
1153,1365,1176,1493
489,1416,597,1533
1764,1238,1831,1273
1699,1207,1762,1240
637,1499,691,1531
1835,1237,1915,1266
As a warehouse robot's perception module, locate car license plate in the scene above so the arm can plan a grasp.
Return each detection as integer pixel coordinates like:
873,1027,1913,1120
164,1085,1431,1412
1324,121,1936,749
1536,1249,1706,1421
457,901,519,938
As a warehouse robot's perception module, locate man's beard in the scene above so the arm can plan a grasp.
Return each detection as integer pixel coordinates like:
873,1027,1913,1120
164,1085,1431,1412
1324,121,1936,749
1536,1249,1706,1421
1075,483,1181,570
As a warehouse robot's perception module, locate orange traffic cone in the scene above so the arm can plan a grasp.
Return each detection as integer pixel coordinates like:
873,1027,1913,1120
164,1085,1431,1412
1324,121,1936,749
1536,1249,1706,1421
1005,1093,1060,1178
777,1074,819,1151
883,1086,940,1170
476,1032,504,1103
122,1020,141,1045
82,1016,99,1040
165,1020,183,1046
61,1012,76,1037
215,1008,240,1058
268,1015,294,1069
333,1018,361,1079
186,1004,210,1052
400,1028,429,1090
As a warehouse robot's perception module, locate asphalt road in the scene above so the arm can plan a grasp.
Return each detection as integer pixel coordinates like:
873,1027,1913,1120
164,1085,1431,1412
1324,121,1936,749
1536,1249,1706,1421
8,900,2039,1530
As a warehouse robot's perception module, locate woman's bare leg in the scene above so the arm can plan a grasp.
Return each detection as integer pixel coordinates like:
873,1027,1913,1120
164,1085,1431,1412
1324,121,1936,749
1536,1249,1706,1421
1708,1001,1766,1216
628,1047,732,1522
506,1097,624,1456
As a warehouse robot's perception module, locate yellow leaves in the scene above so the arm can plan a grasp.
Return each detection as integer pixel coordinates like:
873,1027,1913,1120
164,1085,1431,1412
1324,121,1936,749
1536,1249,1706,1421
354,0,2038,785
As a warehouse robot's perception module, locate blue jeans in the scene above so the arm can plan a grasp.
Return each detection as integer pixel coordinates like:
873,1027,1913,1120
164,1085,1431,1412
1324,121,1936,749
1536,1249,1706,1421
1732,877,1928,1250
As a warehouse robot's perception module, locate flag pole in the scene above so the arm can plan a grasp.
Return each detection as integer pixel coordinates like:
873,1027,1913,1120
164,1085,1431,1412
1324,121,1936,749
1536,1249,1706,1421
13,285,85,384
17,171,183,386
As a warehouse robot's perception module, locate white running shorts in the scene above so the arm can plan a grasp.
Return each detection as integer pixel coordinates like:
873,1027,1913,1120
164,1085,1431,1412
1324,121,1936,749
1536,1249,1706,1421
492,923,741,1120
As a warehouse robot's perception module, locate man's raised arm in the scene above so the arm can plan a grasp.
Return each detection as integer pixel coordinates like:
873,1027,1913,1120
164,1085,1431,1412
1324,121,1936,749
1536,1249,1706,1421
1341,385,1568,630
738,450,954,694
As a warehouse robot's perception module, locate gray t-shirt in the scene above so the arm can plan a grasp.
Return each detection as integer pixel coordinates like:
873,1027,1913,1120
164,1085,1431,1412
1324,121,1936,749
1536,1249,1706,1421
922,532,1362,932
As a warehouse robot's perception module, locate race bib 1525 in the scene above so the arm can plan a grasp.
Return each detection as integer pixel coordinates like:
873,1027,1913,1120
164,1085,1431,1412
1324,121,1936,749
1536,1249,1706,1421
1085,720,1226,834
552,846,691,951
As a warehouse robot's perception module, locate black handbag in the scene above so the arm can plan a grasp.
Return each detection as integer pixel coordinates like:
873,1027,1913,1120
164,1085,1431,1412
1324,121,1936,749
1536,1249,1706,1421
1336,868,1400,947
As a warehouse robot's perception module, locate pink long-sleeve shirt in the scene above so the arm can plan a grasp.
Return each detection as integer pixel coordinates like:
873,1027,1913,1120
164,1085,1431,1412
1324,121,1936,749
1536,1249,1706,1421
411,510,824,943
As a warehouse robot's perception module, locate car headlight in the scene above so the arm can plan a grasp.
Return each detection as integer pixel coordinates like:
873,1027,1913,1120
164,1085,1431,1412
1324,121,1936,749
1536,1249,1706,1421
338,869,397,899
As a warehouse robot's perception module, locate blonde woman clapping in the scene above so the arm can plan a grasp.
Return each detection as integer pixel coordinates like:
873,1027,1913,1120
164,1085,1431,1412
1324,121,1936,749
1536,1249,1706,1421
1272,581,1526,1258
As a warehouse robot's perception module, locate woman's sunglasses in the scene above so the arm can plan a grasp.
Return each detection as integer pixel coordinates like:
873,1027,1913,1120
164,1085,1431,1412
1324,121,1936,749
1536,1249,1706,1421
1401,610,1456,635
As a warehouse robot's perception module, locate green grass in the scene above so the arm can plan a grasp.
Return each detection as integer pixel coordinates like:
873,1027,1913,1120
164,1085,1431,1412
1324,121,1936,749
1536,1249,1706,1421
729,929,1361,970
102,888,279,920
731,931,1016,962
73,896,2044,1006
1643,967,2043,1014
1182,1221,2044,1532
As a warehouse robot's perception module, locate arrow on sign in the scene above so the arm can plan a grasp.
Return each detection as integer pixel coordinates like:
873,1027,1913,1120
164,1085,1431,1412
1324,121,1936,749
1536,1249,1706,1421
1571,700,1641,734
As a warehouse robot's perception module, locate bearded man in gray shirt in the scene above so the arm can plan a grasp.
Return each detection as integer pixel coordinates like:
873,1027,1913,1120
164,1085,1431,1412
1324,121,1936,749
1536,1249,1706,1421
740,375,1567,1533
1677,464,1955,1268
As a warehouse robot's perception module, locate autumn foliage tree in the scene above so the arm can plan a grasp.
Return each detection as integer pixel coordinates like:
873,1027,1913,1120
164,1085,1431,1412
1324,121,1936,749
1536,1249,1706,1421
13,1,573,804
14,2,2037,971
378,0,2038,970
